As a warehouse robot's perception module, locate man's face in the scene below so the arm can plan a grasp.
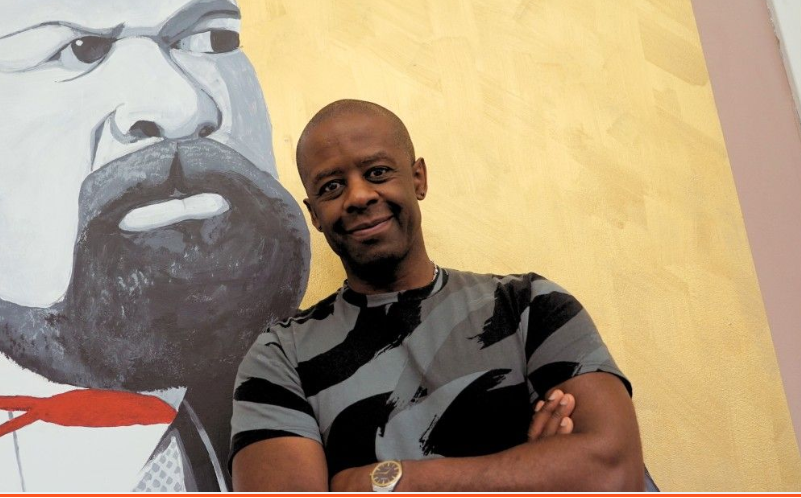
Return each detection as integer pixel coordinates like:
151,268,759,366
0,0,309,389
300,112,427,271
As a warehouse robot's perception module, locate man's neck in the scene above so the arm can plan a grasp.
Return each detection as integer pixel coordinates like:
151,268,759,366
343,249,435,295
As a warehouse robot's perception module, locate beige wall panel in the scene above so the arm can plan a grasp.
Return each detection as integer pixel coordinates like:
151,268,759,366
239,0,801,490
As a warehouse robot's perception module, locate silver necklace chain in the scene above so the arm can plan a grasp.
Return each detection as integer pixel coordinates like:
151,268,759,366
431,261,439,283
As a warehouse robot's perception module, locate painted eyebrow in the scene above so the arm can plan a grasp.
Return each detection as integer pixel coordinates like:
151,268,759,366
0,21,115,41
160,0,241,40
0,0,239,41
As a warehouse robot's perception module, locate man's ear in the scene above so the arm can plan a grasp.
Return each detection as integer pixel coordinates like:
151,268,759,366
303,199,322,232
412,157,428,200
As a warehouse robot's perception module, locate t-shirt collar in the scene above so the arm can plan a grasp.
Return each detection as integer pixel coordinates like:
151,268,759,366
341,265,448,307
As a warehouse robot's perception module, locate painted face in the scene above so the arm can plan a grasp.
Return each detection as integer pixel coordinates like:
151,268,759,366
301,112,427,272
0,0,310,389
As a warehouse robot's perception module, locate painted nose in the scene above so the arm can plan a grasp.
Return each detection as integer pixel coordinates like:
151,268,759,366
126,119,217,140
108,38,221,141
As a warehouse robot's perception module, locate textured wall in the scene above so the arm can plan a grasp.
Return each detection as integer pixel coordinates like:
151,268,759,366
239,0,801,490
693,0,801,460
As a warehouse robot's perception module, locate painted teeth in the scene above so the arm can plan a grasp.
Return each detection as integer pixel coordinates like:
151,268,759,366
119,193,230,232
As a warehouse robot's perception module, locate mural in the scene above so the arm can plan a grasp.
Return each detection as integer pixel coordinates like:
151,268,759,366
0,0,309,491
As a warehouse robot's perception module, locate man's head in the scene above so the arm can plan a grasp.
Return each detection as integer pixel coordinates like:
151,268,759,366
0,0,309,390
297,100,428,278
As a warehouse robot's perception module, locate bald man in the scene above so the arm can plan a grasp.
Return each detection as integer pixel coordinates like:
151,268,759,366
230,100,644,492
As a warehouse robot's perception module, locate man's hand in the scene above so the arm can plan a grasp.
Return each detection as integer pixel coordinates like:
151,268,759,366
528,389,575,441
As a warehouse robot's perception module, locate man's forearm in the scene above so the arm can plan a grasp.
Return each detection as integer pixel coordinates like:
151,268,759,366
331,373,643,492
333,431,641,492
402,432,640,491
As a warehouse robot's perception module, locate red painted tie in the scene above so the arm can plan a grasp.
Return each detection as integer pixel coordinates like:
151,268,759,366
0,389,178,438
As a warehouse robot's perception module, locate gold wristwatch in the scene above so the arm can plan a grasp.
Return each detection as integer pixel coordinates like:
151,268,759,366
370,460,403,492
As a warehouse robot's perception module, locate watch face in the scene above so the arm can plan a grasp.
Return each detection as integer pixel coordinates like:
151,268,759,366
372,461,401,486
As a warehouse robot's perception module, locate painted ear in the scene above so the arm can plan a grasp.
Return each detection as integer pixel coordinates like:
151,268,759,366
303,199,323,232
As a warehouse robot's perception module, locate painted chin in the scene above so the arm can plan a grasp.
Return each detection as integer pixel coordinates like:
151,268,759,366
0,138,311,390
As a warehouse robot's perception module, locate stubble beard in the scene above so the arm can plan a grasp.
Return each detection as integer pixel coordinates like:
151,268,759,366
343,244,410,287
336,212,425,289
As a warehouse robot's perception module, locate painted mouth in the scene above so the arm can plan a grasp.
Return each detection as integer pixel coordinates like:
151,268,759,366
119,193,230,232
0,138,311,390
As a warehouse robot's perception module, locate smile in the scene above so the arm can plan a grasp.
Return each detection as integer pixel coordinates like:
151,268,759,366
347,216,393,239
119,193,230,232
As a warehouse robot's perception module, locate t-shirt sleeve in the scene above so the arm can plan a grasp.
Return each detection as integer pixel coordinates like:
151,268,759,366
228,327,321,472
523,276,632,402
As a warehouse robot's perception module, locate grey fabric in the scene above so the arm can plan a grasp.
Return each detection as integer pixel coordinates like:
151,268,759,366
230,268,630,476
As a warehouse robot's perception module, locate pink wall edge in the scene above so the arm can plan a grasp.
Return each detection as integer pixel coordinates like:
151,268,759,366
692,0,801,453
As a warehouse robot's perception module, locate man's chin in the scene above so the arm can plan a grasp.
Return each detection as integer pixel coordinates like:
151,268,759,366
340,243,411,281
0,139,310,391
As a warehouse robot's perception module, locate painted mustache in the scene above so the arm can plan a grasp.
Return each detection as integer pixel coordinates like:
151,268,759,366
0,139,309,391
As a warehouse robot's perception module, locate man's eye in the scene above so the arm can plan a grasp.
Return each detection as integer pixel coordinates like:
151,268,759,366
50,36,114,70
174,30,240,54
367,167,390,180
319,181,343,195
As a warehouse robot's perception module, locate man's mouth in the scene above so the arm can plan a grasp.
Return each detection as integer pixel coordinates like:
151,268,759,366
119,193,230,232
347,215,393,239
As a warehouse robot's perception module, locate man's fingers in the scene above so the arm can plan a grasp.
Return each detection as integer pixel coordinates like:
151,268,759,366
528,389,565,440
541,392,575,437
528,400,545,440
557,416,574,434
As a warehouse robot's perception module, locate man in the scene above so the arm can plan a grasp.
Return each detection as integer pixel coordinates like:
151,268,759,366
230,99,645,491
0,0,309,491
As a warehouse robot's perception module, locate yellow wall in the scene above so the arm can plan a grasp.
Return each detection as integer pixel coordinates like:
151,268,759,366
240,0,801,490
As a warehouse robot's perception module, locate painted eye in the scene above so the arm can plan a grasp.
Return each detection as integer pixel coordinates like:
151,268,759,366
175,30,240,54
51,36,114,70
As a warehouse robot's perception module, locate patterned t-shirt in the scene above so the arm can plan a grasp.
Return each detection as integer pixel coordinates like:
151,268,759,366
229,268,630,475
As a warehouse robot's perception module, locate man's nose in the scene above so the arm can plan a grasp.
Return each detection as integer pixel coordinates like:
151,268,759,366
344,177,380,213
107,38,220,141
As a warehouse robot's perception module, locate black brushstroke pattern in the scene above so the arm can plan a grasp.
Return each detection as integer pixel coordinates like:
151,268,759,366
525,292,584,360
341,269,448,306
325,392,393,475
420,369,531,457
286,292,337,327
528,363,633,400
264,340,288,360
234,377,315,419
471,275,532,349
297,301,422,397
527,361,580,398
411,386,428,404
228,429,304,473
